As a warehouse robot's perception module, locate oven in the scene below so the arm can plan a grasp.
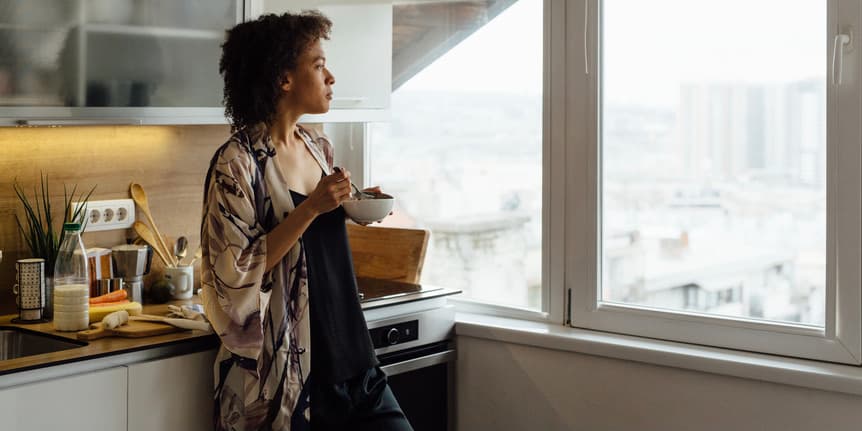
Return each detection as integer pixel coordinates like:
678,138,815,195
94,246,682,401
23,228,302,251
366,306,456,431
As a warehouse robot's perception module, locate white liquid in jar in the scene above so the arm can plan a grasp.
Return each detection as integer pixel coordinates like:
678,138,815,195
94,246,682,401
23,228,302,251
53,283,90,331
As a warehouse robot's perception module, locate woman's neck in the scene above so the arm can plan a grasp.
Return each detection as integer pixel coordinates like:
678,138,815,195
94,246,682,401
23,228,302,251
269,111,303,149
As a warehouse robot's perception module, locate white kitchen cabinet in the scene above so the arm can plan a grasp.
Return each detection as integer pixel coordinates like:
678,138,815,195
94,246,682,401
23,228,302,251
127,349,217,431
255,0,393,122
0,366,127,431
0,0,242,126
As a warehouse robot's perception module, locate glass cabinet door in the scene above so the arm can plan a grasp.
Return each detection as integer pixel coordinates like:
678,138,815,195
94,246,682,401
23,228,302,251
0,0,239,109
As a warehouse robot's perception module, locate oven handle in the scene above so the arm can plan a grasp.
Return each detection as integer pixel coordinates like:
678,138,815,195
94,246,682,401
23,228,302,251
380,349,456,376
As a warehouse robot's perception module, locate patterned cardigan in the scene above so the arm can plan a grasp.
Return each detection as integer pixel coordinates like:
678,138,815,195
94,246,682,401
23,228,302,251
200,124,334,431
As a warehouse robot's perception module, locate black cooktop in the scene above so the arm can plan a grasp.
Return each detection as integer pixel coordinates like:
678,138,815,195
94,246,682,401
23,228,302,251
356,277,442,303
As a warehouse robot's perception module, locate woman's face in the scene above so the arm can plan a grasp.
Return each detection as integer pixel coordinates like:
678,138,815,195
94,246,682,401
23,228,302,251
283,39,335,115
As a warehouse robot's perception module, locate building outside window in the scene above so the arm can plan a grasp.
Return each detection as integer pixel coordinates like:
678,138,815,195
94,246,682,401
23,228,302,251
570,0,861,364
369,0,543,310
356,0,861,364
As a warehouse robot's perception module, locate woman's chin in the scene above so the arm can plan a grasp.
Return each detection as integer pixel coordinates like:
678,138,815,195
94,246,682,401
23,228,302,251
309,104,331,115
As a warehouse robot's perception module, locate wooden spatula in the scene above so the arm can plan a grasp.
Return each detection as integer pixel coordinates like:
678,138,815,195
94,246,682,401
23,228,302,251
130,182,177,267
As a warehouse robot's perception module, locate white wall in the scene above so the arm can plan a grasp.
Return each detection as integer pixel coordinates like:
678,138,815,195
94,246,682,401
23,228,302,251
456,335,862,431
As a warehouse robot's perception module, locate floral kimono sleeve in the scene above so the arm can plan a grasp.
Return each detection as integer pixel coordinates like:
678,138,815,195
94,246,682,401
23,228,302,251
201,140,272,361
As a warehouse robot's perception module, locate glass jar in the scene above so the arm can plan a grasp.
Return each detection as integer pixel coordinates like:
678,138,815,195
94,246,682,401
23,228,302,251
52,222,89,331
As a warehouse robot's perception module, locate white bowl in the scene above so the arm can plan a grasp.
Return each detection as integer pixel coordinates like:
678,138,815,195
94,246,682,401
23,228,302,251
342,194,395,224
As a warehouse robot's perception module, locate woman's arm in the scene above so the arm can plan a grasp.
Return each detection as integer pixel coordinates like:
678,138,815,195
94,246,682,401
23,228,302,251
264,203,315,272
264,168,353,271
200,142,273,359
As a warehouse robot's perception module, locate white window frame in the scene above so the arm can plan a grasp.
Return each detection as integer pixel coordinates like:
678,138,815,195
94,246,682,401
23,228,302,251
334,0,568,324
447,0,568,324
566,0,862,364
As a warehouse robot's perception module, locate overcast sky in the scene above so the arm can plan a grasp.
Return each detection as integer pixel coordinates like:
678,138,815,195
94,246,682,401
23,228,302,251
400,0,542,96
401,0,826,107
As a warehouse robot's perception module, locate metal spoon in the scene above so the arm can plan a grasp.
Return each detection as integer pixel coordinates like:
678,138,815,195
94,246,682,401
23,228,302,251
186,247,202,266
334,167,374,199
174,236,188,265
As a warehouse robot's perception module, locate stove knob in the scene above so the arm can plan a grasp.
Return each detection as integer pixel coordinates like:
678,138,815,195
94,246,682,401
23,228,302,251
386,328,400,345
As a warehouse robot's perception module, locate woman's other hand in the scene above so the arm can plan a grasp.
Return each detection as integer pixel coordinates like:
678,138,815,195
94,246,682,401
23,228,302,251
305,168,352,215
361,186,382,195
354,185,394,226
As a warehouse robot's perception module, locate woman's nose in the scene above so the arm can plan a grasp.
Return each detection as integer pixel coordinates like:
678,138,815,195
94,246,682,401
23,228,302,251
326,68,335,85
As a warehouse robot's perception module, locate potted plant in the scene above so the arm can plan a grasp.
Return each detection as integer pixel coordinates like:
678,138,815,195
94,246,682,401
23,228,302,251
13,174,94,317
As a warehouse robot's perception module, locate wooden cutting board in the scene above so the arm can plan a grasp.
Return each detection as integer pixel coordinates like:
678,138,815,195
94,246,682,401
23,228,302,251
77,320,183,341
346,224,429,284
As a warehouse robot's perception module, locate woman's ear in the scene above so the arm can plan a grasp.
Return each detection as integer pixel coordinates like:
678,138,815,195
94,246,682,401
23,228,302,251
280,72,292,92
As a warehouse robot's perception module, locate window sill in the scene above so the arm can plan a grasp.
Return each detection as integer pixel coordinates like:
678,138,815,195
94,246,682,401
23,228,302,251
455,313,862,396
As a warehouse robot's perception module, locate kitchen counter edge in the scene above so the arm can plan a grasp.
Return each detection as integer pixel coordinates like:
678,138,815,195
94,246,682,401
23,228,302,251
0,299,218,389
0,287,463,389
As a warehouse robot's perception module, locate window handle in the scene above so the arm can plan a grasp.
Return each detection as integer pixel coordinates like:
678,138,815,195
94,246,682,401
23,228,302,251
584,0,589,75
832,33,851,85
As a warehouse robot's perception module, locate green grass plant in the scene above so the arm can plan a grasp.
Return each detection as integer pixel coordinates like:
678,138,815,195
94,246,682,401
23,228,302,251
13,173,95,275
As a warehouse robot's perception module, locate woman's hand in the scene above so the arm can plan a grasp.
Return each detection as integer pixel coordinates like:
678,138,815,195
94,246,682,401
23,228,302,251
264,171,349,271
304,168,352,216
354,185,394,226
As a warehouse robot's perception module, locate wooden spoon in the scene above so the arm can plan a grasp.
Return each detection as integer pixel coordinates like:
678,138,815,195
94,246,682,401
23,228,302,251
130,183,176,266
133,221,172,267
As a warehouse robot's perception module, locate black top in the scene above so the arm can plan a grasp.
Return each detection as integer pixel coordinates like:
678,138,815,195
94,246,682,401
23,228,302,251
290,190,378,384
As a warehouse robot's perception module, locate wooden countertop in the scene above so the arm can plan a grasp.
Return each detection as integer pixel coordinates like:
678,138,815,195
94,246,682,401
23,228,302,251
0,287,462,379
0,298,218,377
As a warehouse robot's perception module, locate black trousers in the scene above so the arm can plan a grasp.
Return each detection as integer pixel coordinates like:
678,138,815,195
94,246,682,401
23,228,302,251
309,366,414,431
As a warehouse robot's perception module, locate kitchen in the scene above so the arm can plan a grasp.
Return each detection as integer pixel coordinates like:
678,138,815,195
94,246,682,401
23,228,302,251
2,0,862,430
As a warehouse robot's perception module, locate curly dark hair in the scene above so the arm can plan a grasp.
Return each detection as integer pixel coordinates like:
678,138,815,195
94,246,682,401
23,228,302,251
219,11,332,130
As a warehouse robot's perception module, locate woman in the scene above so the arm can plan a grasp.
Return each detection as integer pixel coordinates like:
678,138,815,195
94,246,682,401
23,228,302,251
201,11,412,431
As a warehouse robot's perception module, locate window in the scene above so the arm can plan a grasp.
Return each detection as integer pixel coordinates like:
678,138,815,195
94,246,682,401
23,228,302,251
344,0,859,362
568,0,862,363
601,0,826,326
367,0,544,311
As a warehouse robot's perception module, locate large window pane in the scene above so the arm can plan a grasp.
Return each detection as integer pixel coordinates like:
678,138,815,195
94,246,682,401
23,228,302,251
369,0,542,309
601,0,826,325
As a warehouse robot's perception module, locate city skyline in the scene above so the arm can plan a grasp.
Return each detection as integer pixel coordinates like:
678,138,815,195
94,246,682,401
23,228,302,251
372,75,828,322
372,0,828,319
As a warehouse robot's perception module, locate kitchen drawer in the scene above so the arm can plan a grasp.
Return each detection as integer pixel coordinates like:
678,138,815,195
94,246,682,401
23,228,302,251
127,349,217,431
0,366,127,431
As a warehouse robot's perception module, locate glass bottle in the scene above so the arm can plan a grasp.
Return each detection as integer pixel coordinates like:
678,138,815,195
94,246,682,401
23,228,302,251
53,222,89,331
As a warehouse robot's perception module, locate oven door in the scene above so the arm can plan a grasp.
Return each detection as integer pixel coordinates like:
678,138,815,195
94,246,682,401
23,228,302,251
379,341,456,431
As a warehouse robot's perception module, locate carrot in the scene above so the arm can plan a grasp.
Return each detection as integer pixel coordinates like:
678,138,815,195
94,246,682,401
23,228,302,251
89,299,131,308
90,289,128,304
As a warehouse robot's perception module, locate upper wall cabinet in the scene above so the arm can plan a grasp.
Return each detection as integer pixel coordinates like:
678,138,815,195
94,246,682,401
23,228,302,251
0,0,242,126
255,0,392,122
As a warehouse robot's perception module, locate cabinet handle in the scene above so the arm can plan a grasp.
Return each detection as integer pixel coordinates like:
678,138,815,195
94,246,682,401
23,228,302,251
17,119,143,126
379,349,456,376
330,97,367,108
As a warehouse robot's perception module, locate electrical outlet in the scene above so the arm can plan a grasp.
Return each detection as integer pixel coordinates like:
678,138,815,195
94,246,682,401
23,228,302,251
72,199,136,232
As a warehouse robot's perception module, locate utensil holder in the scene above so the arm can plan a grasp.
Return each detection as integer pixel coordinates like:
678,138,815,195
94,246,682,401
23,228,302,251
11,258,48,323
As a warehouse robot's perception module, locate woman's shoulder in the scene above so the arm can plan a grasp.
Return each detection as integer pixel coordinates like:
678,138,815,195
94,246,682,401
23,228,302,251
214,126,267,164
203,128,264,203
